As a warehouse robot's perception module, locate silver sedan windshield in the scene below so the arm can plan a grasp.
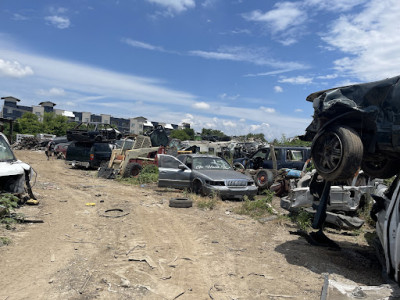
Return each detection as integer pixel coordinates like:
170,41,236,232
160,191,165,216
192,157,231,170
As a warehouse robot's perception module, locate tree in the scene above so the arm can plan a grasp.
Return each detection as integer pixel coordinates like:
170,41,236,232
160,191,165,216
170,128,195,141
16,112,44,135
201,128,225,137
42,112,75,136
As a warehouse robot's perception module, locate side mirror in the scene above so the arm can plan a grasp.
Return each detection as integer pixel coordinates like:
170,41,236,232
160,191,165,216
178,164,187,170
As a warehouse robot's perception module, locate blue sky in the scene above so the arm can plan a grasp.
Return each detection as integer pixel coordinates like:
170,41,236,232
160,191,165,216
1,0,400,140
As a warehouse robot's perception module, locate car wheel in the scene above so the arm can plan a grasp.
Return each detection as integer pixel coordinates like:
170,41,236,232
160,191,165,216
255,169,274,189
122,163,142,178
192,180,204,196
362,157,400,179
312,125,363,181
169,198,193,208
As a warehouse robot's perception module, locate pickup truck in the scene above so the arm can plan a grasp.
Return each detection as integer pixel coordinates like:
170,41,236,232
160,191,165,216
233,146,311,189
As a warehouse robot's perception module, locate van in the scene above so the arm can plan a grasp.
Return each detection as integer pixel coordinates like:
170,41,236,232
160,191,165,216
66,142,112,169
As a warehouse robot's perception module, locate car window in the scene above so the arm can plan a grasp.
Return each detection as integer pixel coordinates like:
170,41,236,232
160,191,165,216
0,136,15,161
94,143,112,151
159,155,182,168
267,149,280,160
193,157,231,170
252,149,268,159
288,150,303,161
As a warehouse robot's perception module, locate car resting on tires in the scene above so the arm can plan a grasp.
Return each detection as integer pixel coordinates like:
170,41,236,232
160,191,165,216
157,154,258,200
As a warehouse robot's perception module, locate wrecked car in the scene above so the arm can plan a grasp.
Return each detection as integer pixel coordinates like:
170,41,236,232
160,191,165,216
0,132,36,198
158,154,258,200
302,75,400,180
280,170,373,229
233,146,311,190
66,141,113,169
371,176,400,283
67,122,122,143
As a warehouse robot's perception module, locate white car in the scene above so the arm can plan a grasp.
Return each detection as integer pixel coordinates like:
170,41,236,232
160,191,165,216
372,178,400,283
0,132,36,197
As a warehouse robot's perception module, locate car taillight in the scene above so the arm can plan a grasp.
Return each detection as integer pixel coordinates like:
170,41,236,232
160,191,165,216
90,154,94,161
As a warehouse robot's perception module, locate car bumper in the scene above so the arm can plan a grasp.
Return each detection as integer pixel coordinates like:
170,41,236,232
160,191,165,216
203,185,258,199
66,160,90,168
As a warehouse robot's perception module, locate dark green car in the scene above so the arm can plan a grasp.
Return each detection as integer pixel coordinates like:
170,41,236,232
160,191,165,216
66,142,112,169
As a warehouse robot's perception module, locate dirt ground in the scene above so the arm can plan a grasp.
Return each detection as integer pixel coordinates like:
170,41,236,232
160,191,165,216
0,150,385,300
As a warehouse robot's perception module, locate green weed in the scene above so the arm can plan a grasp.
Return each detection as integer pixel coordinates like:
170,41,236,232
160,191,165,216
0,237,11,246
234,191,274,219
290,209,313,231
117,164,159,185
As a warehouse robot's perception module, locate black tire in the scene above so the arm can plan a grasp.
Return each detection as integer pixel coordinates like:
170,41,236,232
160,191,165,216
169,198,193,208
122,163,142,178
192,180,204,196
254,169,274,189
312,125,363,181
361,157,400,179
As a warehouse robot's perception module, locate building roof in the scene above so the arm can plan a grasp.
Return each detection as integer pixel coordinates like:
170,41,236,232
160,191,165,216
1,96,21,102
39,101,56,107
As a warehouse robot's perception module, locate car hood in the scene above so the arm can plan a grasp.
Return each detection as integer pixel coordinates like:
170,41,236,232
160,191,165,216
0,161,31,176
195,169,252,181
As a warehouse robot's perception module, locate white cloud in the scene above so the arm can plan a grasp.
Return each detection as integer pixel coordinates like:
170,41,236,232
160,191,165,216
190,46,308,70
243,2,306,33
223,120,236,127
192,102,210,109
36,88,66,97
45,16,70,29
0,59,34,77
12,14,28,21
121,38,164,51
260,106,276,113
219,93,240,100
295,108,303,113
317,74,338,80
147,0,195,13
239,118,246,122
274,85,283,93
304,0,368,12
278,76,313,84
243,2,307,44
322,0,400,81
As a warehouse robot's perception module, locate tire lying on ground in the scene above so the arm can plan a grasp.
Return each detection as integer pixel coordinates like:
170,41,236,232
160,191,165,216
311,125,363,181
169,198,193,208
122,162,142,178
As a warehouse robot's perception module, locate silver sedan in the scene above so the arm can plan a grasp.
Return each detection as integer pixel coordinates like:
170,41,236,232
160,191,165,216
158,154,258,200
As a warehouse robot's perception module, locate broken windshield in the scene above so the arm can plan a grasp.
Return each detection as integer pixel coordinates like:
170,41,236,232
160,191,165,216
0,135,16,162
193,157,231,170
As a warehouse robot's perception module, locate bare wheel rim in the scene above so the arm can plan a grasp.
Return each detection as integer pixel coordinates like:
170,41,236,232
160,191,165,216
257,173,266,184
313,132,343,174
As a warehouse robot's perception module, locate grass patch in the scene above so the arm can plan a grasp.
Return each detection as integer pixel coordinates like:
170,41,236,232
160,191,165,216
197,194,219,210
234,190,274,219
117,164,159,185
0,236,11,246
290,209,313,232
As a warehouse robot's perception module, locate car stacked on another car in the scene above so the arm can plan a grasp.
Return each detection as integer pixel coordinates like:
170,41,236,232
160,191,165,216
302,75,400,181
158,154,258,200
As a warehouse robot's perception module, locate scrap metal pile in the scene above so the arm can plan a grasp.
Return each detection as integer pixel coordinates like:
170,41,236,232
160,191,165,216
12,137,42,150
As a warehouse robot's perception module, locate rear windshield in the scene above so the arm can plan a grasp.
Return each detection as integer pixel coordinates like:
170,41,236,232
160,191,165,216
94,143,112,151
0,136,16,162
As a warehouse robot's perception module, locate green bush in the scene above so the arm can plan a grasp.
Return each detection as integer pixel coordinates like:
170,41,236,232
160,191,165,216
290,209,313,231
118,164,159,185
234,191,274,219
0,193,19,216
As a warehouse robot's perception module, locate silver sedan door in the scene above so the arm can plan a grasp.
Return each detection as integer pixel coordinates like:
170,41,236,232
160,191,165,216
158,154,191,189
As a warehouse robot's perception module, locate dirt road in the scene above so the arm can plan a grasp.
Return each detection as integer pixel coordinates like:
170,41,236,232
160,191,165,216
0,150,384,299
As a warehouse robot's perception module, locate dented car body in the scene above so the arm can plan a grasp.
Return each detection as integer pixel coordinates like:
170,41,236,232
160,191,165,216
303,75,400,180
280,171,373,229
0,133,35,196
372,177,400,283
